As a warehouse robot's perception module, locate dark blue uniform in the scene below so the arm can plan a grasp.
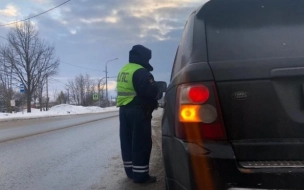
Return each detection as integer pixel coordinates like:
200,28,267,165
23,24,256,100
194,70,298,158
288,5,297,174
119,45,161,183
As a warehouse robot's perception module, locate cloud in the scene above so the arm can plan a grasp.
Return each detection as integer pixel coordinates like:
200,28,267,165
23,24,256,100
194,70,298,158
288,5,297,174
0,0,207,91
117,0,204,40
32,0,203,80
107,81,117,91
70,29,77,35
80,16,119,24
32,0,203,44
1,0,205,44
30,0,50,3
0,4,18,17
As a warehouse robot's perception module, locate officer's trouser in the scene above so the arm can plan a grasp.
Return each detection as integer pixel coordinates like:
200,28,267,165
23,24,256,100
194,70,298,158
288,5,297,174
119,106,152,183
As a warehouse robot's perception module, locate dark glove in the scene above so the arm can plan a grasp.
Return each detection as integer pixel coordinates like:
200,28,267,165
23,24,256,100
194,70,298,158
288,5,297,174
140,102,157,117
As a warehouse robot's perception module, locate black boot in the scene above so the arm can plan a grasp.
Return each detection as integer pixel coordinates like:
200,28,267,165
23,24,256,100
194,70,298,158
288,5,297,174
134,175,157,184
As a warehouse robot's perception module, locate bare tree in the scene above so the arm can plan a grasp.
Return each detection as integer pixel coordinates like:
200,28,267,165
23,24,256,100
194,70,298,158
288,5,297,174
0,52,14,112
84,74,97,106
67,80,79,105
98,81,106,107
1,21,59,112
32,79,44,108
52,88,58,104
38,80,45,111
56,91,66,105
67,74,98,106
76,75,85,105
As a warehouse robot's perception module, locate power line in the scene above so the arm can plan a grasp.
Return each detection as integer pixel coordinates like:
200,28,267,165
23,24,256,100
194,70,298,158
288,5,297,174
49,78,67,86
0,0,71,27
49,78,66,85
61,61,104,72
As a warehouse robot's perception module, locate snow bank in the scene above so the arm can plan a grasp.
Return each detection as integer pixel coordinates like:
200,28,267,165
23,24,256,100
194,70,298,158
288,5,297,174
0,104,119,121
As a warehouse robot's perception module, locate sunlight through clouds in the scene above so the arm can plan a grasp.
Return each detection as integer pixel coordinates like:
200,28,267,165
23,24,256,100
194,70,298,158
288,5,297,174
30,0,50,3
0,4,18,17
70,29,77,35
127,0,203,17
119,0,204,41
107,81,117,91
80,16,119,24
0,0,207,89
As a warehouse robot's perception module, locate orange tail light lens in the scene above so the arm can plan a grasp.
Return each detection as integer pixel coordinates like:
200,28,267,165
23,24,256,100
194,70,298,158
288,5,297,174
180,105,201,122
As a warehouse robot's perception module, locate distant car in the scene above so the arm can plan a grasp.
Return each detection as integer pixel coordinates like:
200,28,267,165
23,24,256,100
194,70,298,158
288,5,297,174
162,0,304,189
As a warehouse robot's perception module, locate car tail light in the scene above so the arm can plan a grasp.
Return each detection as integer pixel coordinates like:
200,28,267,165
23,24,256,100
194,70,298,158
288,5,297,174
188,85,209,103
180,105,201,122
175,83,226,141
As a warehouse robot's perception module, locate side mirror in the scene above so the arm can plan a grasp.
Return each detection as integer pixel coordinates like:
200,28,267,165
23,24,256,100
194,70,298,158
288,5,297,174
155,81,167,93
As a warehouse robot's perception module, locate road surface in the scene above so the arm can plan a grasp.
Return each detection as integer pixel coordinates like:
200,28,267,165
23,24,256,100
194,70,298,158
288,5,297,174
0,110,165,190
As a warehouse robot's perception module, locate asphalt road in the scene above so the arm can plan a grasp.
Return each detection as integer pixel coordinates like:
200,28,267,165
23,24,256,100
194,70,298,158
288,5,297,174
0,110,165,190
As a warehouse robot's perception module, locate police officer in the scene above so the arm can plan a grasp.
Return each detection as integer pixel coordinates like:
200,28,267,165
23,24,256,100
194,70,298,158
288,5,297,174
116,45,162,183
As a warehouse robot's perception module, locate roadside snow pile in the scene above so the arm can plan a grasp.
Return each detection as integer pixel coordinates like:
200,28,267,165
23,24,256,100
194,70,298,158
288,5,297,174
0,108,56,121
50,104,118,114
0,104,119,121
50,104,93,114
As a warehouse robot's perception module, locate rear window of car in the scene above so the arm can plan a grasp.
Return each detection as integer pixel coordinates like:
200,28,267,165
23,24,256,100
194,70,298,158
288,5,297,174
171,12,195,78
204,1,304,62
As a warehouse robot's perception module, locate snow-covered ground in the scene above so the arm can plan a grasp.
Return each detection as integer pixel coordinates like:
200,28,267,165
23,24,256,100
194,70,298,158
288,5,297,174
0,104,119,121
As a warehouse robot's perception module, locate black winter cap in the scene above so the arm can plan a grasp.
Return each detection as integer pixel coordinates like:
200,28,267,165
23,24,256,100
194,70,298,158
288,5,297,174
129,45,153,71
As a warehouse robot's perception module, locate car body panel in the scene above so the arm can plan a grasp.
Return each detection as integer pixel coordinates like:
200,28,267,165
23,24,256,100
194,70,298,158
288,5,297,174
162,0,304,189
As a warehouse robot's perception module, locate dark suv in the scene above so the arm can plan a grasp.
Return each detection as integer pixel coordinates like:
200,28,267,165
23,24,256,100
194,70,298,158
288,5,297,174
162,0,304,189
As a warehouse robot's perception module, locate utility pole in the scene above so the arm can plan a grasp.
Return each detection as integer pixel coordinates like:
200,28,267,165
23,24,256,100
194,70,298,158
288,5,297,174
98,76,116,107
22,94,24,114
46,75,49,111
105,58,118,107
39,81,43,111
98,78,106,107
105,65,107,107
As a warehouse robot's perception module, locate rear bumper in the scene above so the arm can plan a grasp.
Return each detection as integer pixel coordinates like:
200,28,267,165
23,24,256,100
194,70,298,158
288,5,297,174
162,136,304,190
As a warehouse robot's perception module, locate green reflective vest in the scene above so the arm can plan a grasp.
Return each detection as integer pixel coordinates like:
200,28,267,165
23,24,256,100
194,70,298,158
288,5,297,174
116,63,144,107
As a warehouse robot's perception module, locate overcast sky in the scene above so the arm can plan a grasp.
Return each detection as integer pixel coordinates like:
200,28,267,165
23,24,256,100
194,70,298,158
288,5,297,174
0,0,206,98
